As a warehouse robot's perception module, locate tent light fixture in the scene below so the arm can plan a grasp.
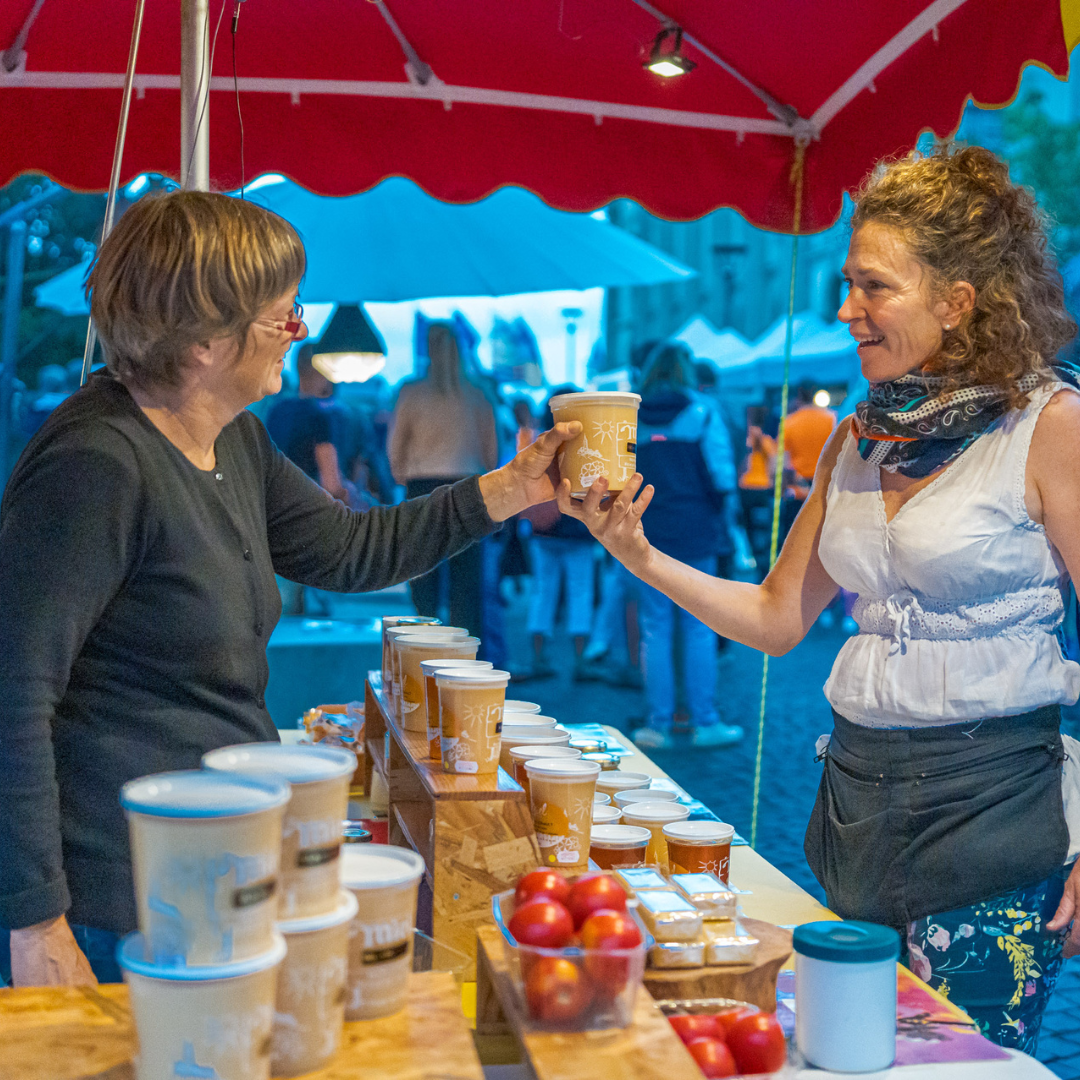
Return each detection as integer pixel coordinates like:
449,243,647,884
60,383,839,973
311,303,387,384
645,27,695,78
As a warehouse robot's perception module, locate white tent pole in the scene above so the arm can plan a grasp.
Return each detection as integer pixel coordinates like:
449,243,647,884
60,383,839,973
181,0,210,191
79,0,147,386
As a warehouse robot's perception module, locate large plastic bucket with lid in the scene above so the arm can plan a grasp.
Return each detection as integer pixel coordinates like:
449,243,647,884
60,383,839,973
118,930,286,1080
121,770,290,967
202,742,356,919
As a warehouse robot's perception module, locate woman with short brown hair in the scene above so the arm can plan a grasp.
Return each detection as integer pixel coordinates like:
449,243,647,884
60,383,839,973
565,145,1080,1051
0,190,576,987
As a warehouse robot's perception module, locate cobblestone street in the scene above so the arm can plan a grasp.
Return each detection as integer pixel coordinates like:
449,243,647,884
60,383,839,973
505,599,1080,1078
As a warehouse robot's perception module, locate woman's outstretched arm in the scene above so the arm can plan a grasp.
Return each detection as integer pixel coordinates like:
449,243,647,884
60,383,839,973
557,420,849,657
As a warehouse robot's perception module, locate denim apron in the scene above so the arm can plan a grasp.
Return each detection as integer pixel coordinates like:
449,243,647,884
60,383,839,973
804,705,1069,930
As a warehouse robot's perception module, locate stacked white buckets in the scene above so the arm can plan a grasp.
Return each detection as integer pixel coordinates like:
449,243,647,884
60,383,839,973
118,742,359,1079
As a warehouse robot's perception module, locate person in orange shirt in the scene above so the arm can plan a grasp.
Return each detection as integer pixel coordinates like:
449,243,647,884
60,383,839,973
738,406,777,580
783,381,837,502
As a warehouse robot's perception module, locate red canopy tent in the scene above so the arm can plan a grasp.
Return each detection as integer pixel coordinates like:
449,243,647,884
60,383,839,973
1,0,1077,233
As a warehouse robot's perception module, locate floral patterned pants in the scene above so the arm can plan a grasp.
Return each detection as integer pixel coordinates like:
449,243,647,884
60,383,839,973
903,865,1071,1054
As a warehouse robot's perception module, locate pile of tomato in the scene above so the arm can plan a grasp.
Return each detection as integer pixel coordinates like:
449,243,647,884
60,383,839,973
668,1008,787,1077
506,869,643,1026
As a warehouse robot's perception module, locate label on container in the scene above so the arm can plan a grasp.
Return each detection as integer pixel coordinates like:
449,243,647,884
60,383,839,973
556,850,579,863
362,941,409,966
454,761,479,774
297,844,341,868
232,878,277,909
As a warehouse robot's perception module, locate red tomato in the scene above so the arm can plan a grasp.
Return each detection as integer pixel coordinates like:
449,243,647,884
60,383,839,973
668,1013,721,1045
566,873,627,929
524,956,593,1024
579,909,643,999
507,898,574,949
714,1006,757,1038
686,1037,737,1078
726,1012,787,1075
515,869,570,908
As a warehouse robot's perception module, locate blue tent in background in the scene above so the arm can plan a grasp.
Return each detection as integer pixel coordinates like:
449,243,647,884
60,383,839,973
34,175,696,315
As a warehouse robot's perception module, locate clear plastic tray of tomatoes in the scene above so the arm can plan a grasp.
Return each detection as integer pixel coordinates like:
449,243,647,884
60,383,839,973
492,888,652,1031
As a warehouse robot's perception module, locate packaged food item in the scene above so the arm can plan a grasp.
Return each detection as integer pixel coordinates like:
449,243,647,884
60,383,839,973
118,931,285,1080
592,804,622,825
504,699,542,714
594,792,612,805
614,867,671,893
549,391,641,497
386,625,468,722
341,846,425,1020
499,725,572,772
436,668,511,775
381,615,440,711
419,658,493,761
662,820,735,881
634,889,704,942
613,788,679,808
272,890,358,1076
618,801,691,866
588,824,650,870
122,770,290,967
595,771,652,796
670,872,737,919
397,635,481,732
648,938,706,968
526,758,601,870
703,918,760,964
202,743,355,919
508,744,582,800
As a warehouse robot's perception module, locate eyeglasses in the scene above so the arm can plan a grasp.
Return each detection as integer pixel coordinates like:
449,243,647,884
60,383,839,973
255,302,305,339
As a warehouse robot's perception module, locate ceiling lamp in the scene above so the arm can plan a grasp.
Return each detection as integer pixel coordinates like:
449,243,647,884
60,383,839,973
644,27,696,78
311,304,387,384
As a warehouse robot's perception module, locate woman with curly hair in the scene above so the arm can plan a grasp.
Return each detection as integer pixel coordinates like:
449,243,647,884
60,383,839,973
561,145,1080,1051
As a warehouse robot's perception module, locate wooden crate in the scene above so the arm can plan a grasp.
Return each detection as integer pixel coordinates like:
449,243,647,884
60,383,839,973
364,673,540,979
0,971,482,1080
475,924,703,1080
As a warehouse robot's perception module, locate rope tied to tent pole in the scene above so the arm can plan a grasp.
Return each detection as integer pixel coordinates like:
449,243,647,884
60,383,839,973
749,139,806,849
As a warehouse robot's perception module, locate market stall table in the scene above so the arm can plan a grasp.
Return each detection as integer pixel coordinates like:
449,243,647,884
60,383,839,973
0,971,484,1080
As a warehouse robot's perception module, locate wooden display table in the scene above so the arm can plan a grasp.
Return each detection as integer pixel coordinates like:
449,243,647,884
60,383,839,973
364,673,540,979
475,923,702,1080
0,971,483,1080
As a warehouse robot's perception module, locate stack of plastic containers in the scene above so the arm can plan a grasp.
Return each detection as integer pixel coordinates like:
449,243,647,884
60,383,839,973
202,743,358,1077
117,769,292,1080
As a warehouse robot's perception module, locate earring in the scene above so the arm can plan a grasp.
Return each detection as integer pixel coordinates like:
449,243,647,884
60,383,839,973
943,323,951,330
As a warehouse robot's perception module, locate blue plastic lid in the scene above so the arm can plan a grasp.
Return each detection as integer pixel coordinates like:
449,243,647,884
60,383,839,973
117,931,287,981
202,742,355,784
793,920,900,964
120,769,290,818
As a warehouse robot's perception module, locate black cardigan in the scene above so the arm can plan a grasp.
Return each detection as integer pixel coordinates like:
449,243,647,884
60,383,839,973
0,374,496,933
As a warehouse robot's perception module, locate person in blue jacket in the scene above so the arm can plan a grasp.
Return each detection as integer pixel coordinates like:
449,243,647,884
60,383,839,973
632,342,744,750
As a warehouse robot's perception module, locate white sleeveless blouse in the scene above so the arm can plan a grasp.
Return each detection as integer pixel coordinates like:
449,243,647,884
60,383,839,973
818,381,1080,728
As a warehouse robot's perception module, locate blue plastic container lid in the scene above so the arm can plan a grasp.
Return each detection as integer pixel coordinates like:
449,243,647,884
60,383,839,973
120,769,290,818
202,742,356,784
793,920,900,964
117,931,287,981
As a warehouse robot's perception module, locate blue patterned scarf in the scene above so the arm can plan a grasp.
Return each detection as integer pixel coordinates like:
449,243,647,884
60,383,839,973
854,362,1080,478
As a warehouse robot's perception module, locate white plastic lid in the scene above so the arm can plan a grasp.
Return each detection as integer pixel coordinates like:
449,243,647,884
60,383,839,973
117,931,287,981
340,845,426,889
508,745,582,763
590,824,651,849
614,788,679,806
523,758,601,780
503,700,542,713
434,668,511,688
203,742,355,785
595,772,652,792
277,889,359,935
396,635,480,652
500,728,571,745
661,820,735,843
419,659,493,675
121,769,290,818
386,625,468,639
620,801,692,824
549,391,641,410
500,714,557,729
592,805,622,824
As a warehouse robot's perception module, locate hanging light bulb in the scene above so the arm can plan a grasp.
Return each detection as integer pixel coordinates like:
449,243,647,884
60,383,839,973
644,27,696,78
311,304,387,384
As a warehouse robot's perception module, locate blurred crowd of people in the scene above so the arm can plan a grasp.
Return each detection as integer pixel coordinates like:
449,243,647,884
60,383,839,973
14,321,851,747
